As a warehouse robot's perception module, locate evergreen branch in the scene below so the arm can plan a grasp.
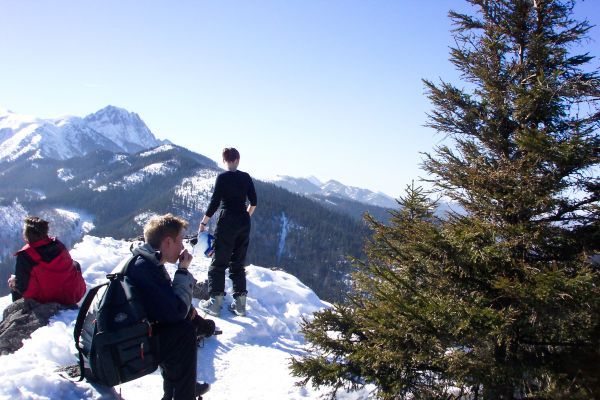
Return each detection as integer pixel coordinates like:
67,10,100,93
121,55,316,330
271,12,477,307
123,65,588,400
517,338,594,347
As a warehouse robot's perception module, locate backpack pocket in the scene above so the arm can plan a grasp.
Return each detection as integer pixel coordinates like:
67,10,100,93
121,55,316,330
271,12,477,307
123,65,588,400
91,321,159,386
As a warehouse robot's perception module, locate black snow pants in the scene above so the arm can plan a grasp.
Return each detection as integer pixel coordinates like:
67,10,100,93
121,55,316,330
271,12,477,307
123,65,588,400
207,210,251,296
158,319,197,400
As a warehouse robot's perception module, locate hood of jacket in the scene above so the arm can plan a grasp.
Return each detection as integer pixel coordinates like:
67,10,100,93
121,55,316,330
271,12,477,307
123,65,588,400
131,243,162,266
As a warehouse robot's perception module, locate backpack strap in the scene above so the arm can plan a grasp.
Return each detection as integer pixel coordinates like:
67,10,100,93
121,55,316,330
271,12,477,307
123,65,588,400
73,282,108,381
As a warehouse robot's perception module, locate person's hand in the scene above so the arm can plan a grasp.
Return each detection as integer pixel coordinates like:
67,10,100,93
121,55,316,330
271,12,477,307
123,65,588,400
199,224,206,233
178,249,193,269
7,275,15,290
194,315,216,338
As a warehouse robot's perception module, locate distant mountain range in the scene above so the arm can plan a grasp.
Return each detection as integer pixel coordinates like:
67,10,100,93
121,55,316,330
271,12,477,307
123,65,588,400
267,175,398,209
0,105,376,301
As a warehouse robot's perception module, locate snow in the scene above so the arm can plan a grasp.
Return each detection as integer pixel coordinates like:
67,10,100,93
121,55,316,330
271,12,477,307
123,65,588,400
0,235,372,399
266,175,397,209
0,200,28,260
90,161,179,191
277,211,289,263
84,106,161,153
172,169,218,213
121,162,178,186
57,168,74,182
134,211,157,227
53,208,95,235
110,154,128,163
139,144,175,157
0,106,163,162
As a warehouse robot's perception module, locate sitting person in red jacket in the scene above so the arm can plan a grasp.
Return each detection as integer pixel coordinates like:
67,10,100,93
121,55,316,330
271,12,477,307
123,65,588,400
7,216,86,305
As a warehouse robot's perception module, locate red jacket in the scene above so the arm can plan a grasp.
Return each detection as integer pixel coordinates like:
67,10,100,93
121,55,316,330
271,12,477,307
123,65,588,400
15,238,86,305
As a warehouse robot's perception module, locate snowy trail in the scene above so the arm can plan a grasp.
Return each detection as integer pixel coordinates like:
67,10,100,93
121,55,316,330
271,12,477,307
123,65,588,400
0,236,371,399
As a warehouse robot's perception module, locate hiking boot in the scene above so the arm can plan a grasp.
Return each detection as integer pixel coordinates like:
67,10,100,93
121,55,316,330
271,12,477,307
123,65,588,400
161,381,209,400
229,293,247,316
196,381,210,397
198,294,223,316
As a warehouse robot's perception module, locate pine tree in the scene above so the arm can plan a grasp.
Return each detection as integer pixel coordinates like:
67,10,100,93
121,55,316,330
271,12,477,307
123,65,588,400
291,1,599,398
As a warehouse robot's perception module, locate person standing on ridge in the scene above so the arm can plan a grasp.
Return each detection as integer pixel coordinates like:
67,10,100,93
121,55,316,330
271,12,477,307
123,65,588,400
198,147,257,317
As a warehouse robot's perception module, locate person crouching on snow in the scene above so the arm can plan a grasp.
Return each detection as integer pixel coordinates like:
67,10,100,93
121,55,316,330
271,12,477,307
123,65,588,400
8,216,86,306
126,213,215,400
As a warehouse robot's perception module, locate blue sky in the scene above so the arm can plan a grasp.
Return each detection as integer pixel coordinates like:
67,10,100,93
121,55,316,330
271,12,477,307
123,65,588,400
1,1,599,199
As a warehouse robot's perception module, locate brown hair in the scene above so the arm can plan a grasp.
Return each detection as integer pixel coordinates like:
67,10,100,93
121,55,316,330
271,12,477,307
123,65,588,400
23,216,50,243
143,213,189,249
222,147,240,162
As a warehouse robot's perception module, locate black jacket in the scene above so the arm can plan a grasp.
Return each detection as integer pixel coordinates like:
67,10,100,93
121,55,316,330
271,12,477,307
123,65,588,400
126,244,196,324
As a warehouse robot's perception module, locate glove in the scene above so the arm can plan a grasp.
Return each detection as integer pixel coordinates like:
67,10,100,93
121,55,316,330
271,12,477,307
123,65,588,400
192,314,216,338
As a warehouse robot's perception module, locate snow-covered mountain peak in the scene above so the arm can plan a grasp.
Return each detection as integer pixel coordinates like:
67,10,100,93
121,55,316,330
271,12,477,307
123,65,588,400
53,115,83,127
270,175,321,194
83,105,162,153
0,105,166,161
305,175,323,186
322,179,344,189
0,110,45,160
0,108,40,126
85,105,142,127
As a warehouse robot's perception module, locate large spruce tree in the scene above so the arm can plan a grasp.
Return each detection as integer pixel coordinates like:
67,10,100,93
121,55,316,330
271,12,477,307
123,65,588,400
291,1,599,399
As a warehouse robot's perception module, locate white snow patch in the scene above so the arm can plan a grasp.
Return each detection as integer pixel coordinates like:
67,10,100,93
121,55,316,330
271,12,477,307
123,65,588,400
134,211,157,227
56,168,74,182
0,235,373,399
27,149,43,160
110,154,129,163
121,161,178,186
24,189,46,201
173,169,218,212
277,211,289,263
139,144,175,157
0,200,28,259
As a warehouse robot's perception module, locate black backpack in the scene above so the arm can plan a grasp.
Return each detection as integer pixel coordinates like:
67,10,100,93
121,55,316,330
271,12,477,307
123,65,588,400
73,255,159,386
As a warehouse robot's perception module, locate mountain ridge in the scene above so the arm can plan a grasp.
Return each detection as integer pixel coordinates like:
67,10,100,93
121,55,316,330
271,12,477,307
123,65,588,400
266,174,398,209
0,105,166,161
0,105,387,302
0,144,366,301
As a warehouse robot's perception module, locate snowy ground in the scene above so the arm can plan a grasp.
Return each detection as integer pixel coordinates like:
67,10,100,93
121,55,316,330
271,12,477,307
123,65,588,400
0,236,372,400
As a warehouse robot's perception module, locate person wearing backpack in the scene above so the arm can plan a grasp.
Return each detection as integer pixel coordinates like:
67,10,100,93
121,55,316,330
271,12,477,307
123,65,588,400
198,147,257,317
7,216,85,305
126,214,213,400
